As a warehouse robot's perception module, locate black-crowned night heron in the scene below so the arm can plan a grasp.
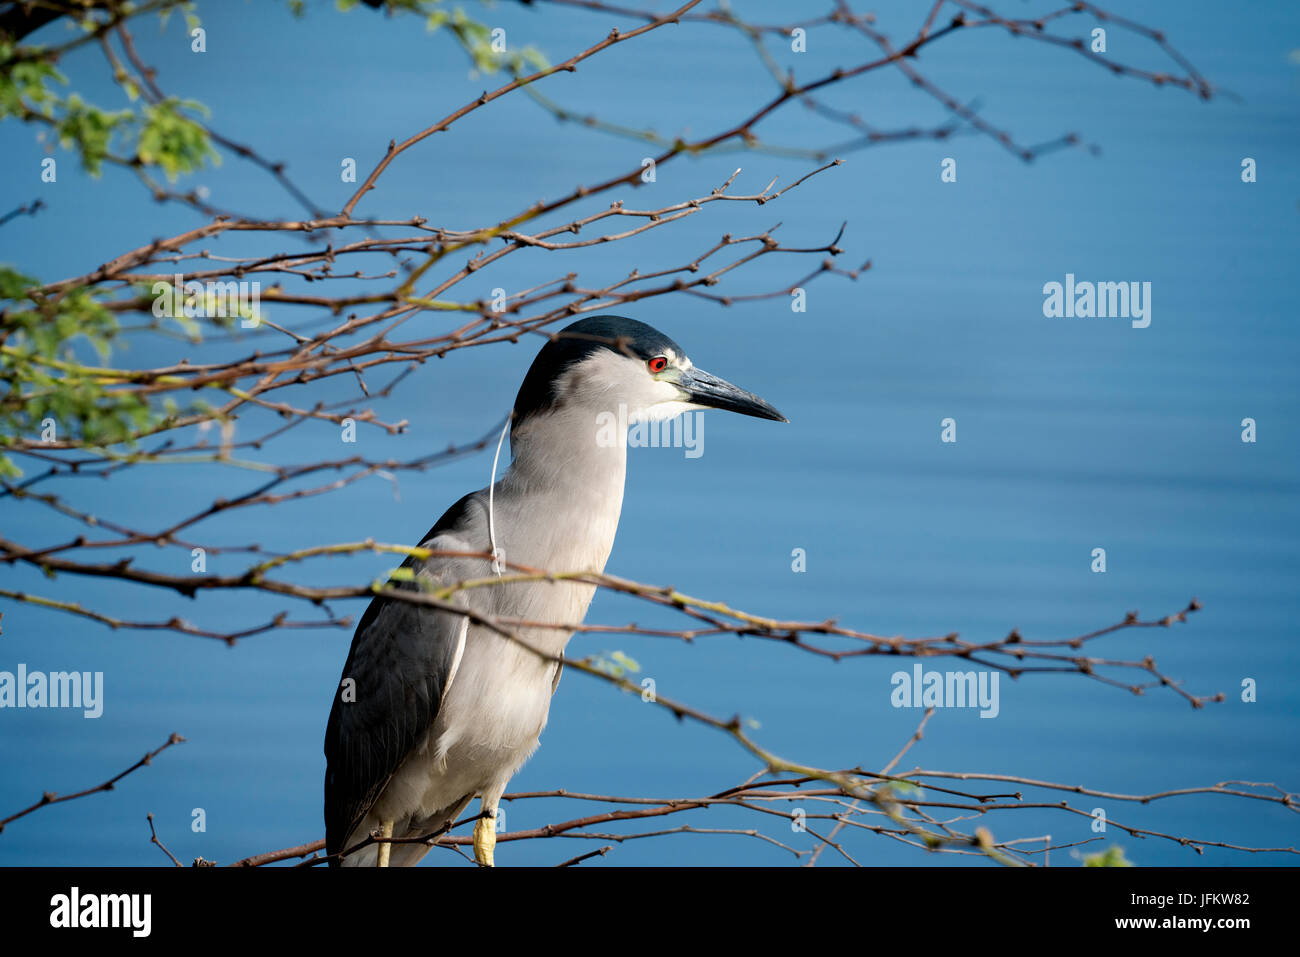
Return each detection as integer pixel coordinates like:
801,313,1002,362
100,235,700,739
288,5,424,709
323,315,786,866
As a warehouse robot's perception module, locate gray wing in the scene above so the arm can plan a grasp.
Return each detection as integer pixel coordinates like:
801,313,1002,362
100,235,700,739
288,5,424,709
323,492,483,862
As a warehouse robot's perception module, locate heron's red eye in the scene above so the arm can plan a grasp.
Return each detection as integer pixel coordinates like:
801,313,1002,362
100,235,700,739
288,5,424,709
648,356,668,373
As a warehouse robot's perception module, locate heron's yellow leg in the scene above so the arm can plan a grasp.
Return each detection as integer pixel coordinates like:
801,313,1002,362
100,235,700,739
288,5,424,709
376,820,393,868
473,805,496,867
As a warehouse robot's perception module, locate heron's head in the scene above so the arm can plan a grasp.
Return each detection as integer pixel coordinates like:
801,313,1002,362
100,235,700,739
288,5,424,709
511,316,787,439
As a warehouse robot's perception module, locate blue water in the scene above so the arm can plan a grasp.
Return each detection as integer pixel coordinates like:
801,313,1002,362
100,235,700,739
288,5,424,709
0,1,1296,866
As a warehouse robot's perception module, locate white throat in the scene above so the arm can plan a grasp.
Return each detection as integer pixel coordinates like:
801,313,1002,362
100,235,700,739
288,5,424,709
496,401,629,575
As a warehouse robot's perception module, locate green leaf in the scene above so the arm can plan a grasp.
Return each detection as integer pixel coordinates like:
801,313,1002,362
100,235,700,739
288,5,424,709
609,650,641,673
135,99,218,181
1082,845,1134,867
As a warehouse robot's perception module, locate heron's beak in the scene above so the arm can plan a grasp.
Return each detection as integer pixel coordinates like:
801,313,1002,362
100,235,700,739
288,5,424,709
678,367,788,423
